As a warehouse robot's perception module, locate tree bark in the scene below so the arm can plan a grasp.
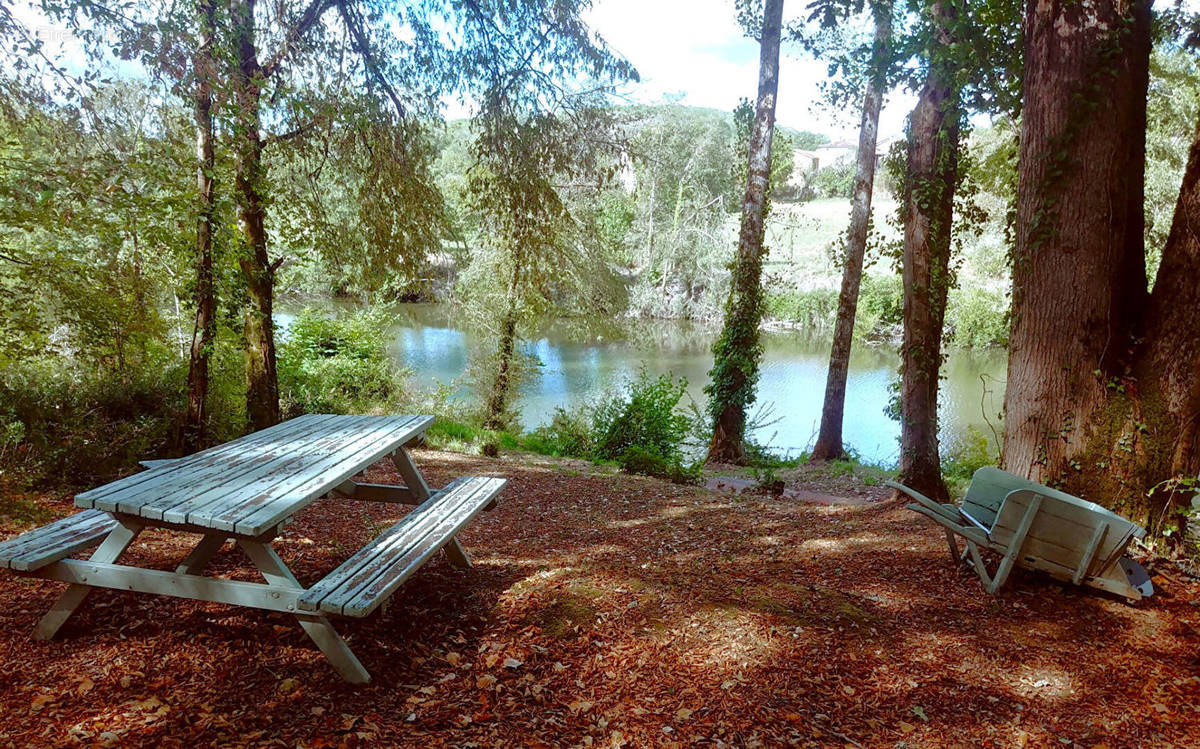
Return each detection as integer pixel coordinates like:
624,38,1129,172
895,0,959,503
1131,113,1200,531
1002,0,1152,484
705,0,783,464
231,0,280,430
811,2,892,461
184,0,218,449
484,269,520,432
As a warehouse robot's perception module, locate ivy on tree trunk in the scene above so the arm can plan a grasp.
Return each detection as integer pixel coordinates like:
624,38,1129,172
705,0,784,465
1002,0,1200,538
185,0,218,449
895,0,961,504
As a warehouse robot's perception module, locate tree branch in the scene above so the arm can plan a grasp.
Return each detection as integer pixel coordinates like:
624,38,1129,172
260,0,337,79
336,0,407,117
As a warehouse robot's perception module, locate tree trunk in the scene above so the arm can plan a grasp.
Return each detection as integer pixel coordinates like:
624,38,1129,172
1129,113,1200,532
184,0,218,450
705,0,783,464
811,2,892,461
1002,0,1152,485
484,270,520,432
894,0,959,503
231,0,280,430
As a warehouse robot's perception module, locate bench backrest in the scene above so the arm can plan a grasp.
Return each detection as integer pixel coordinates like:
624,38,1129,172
987,488,1142,577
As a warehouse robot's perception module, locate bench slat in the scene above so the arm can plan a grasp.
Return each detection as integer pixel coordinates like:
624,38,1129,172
300,476,504,618
0,510,117,572
296,477,486,614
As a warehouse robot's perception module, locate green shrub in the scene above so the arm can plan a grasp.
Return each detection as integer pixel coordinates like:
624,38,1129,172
764,287,838,330
942,425,998,497
854,275,905,341
618,445,702,483
0,358,187,489
524,408,594,458
811,161,857,199
277,308,409,417
945,288,1009,348
592,369,700,483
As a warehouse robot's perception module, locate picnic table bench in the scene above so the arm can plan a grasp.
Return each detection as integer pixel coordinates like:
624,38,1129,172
0,414,505,683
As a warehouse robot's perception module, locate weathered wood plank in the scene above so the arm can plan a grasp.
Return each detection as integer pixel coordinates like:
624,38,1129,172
204,416,424,531
34,519,142,639
139,459,180,469
224,416,434,536
339,478,504,617
0,510,117,571
31,558,305,613
297,477,476,613
85,415,340,514
76,414,325,507
301,477,504,618
101,415,345,516
151,415,383,524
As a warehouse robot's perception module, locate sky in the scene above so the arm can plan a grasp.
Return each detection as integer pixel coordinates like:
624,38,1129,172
584,0,917,142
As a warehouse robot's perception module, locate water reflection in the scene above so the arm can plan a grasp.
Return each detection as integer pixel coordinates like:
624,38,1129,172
279,302,1007,467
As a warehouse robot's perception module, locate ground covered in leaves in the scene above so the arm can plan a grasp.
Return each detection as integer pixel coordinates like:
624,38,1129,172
1,449,1198,748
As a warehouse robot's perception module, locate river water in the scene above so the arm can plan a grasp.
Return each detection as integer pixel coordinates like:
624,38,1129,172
302,303,1004,467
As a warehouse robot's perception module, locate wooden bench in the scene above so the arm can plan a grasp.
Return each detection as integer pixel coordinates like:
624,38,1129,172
0,510,117,572
300,475,506,617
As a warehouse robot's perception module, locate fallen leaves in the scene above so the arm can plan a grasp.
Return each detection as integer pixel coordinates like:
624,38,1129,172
1,449,1199,747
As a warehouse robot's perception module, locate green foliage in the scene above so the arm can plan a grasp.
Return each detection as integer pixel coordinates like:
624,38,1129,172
275,108,449,300
811,161,857,199
593,370,694,466
854,275,905,338
277,309,409,417
524,408,595,458
1145,47,1200,280
764,287,839,331
0,359,187,490
941,425,998,497
945,288,1009,348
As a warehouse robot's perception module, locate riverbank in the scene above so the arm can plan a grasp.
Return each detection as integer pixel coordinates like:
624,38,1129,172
1,447,1197,747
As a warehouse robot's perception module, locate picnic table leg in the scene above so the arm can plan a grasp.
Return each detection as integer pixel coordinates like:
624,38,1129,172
443,537,473,569
237,539,371,684
176,535,228,575
390,447,431,501
36,519,143,640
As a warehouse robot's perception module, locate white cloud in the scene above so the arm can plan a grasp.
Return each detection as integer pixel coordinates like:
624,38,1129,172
588,0,916,140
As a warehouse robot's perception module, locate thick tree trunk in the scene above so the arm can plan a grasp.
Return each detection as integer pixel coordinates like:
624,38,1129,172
811,2,892,461
1130,114,1200,531
1002,0,1152,485
705,0,783,464
895,1,959,504
184,0,218,450
231,0,280,430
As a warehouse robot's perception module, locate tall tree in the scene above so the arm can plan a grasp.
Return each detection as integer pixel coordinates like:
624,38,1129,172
1001,0,1200,536
811,0,894,460
451,1,636,433
706,0,785,464
184,0,218,448
894,0,962,503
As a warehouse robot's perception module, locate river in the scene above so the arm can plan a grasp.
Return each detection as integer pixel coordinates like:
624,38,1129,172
280,303,1007,467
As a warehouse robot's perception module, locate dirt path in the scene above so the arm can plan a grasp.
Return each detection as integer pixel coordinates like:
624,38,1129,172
1,450,1197,747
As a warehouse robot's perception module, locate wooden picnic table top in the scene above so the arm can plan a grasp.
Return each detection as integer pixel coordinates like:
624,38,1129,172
74,414,433,538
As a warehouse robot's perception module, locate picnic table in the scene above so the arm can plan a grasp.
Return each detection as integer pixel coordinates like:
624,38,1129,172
0,414,506,683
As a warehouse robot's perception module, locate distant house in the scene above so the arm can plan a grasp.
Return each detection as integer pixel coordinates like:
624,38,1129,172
792,134,903,178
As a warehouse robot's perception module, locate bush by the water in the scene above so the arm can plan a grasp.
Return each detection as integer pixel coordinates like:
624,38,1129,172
485,370,703,482
277,308,409,418
0,359,186,490
764,274,1006,348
